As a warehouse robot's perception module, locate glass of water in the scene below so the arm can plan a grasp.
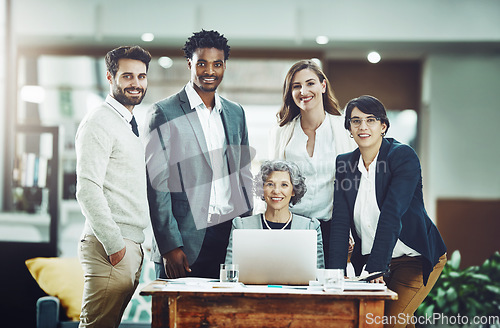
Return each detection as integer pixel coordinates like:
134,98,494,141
220,264,239,283
323,269,344,292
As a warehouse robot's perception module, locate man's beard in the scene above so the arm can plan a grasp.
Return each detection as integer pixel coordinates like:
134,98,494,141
198,85,218,92
112,85,146,107
195,75,221,93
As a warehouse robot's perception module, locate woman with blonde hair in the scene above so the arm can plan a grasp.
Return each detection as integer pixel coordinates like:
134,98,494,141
269,59,355,265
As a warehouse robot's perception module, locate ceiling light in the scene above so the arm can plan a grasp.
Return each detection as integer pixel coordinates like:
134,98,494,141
141,33,155,42
158,56,173,69
367,51,381,64
315,36,329,45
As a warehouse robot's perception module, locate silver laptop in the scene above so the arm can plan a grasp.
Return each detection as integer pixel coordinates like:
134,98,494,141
232,229,317,285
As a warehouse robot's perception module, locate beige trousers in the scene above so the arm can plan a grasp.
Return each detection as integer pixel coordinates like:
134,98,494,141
78,235,143,328
384,253,447,328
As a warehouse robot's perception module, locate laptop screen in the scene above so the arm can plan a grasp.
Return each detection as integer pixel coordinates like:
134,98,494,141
232,229,317,285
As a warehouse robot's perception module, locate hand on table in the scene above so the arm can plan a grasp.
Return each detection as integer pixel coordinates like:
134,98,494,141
162,247,191,278
369,276,386,284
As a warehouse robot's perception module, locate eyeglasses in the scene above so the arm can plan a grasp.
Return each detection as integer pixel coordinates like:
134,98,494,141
349,117,381,127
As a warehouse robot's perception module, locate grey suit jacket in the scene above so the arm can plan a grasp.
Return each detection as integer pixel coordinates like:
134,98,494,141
224,213,325,268
144,87,253,264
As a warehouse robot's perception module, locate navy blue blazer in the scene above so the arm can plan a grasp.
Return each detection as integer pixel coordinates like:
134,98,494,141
329,138,446,285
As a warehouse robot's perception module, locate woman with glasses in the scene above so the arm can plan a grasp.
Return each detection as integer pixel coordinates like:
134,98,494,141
329,95,447,328
269,60,356,266
224,160,325,268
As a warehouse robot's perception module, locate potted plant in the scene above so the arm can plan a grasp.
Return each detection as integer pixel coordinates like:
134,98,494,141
416,250,500,327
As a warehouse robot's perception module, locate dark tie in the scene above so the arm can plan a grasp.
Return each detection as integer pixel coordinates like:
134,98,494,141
130,116,139,137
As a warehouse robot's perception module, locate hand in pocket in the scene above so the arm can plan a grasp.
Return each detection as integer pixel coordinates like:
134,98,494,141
109,246,126,266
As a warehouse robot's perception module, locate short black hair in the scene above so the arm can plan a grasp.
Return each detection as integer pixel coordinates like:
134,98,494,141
105,46,152,78
182,30,230,60
344,95,390,133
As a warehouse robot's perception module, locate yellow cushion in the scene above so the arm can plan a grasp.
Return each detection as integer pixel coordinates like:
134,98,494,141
26,257,83,321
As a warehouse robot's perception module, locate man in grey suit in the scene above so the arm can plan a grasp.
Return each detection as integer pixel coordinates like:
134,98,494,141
143,30,253,279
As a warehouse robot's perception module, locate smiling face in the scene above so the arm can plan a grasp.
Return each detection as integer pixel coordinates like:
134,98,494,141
107,58,148,112
263,171,295,212
290,68,326,113
188,47,226,94
349,107,387,151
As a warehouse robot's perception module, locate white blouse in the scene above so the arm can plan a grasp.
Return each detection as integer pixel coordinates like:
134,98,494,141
353,153,420,258
284,117,337,221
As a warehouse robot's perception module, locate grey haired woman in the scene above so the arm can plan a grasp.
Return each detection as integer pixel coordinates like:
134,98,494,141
225,160,324,268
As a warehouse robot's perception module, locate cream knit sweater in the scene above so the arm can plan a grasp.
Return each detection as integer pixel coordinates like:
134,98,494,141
75,98,149,255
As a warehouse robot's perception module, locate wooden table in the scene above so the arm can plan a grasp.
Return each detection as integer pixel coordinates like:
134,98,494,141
141,279,397,328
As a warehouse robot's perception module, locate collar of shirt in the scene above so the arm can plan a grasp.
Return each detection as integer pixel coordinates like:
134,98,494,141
185,82,222,113
357,152,379,179
105,94,134,123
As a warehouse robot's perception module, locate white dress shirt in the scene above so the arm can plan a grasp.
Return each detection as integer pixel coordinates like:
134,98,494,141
353,153,420,258
185,82,233,218
284,116,336,221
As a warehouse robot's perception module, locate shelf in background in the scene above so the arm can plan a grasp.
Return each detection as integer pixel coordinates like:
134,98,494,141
0,212,51,242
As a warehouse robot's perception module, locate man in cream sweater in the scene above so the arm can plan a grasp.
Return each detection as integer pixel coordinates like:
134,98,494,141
75,46,151,327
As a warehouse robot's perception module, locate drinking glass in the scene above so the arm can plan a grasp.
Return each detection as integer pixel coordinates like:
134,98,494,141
323,269,344,292
220,264,239,283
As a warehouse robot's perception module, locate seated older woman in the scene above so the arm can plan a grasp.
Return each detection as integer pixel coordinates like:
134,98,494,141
225,160,325,268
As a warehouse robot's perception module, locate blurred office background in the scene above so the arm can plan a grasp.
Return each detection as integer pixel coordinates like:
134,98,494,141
1,0,499,326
